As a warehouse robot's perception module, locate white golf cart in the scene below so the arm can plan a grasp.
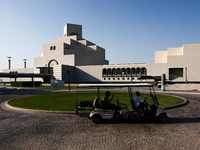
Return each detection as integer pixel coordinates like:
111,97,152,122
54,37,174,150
77,83,168,124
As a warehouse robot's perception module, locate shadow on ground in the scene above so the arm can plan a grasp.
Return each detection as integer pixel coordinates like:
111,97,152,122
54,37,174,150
78,112,200,124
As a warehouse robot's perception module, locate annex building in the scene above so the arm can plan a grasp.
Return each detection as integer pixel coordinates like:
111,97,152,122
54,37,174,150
2,23,200,83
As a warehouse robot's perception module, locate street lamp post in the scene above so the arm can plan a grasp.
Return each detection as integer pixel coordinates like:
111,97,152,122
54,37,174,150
185,67,187,84
7,57,12,69
67,71,70,91
51,71,54,90
23,59,27,68
131,69,132,83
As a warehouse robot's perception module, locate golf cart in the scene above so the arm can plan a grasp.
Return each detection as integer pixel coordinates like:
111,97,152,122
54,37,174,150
77,83,168,124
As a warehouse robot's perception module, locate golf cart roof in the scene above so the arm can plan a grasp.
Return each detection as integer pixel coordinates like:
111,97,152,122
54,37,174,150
78,83,152,87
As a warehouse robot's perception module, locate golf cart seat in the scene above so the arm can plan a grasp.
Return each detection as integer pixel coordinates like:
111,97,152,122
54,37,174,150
75,99,94,115
130,99,146,118
99,99,113,110
93,97,99,108
116,99,128,111
130,99,145,112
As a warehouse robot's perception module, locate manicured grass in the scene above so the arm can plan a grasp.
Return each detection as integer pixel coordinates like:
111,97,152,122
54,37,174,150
9,92,185,112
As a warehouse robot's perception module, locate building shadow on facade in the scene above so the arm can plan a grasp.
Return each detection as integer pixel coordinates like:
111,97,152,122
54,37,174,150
75,67,102,83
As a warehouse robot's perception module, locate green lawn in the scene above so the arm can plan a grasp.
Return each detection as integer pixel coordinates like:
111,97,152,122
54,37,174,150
8,92,185,112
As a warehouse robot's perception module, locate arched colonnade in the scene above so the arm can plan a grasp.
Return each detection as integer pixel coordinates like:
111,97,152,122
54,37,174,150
102,67,147,77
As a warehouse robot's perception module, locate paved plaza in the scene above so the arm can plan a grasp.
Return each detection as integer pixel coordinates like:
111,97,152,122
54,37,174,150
0,88,200,150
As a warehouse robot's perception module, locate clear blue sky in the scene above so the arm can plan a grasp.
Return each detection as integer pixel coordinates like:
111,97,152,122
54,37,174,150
1,0,200,71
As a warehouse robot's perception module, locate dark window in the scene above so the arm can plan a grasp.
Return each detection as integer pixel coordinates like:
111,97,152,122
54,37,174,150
70,33,79,36
169,68,183,80
141,67,147,76
136,67,141,76
121,68,125,76
131,68,136,76
117,68,121,76
126,68,130,76
107,68,112,76
102,69,107,76
112,68,116,76
50,46,56,50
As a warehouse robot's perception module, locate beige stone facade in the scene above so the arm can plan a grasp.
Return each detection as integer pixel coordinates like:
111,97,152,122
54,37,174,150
154,43,200,82
2,23,200,83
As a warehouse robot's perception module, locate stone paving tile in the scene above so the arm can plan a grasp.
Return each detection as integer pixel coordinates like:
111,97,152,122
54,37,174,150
0,89,200,150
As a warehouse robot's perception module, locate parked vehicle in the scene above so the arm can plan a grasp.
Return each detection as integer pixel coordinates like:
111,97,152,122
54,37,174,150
0,78,5,85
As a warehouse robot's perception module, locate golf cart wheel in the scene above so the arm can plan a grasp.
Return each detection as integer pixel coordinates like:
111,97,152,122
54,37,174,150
158,114,168,123
92,115,102,124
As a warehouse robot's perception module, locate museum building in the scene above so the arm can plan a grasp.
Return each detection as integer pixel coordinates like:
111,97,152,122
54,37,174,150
3,23,200,83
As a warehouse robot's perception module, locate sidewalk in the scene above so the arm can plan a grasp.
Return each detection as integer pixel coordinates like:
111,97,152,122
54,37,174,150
1,85,200,95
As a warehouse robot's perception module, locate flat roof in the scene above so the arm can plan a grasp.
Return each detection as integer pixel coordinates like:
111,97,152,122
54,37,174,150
78,83,152,87
0,72,52,78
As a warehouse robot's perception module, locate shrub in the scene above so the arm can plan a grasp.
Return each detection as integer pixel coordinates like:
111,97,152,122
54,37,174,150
11,81,41,87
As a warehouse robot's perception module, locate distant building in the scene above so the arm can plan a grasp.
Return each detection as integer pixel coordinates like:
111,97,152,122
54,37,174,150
2,23,200,83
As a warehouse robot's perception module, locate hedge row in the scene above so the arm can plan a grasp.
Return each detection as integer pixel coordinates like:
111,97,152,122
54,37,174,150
11,81,41,87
